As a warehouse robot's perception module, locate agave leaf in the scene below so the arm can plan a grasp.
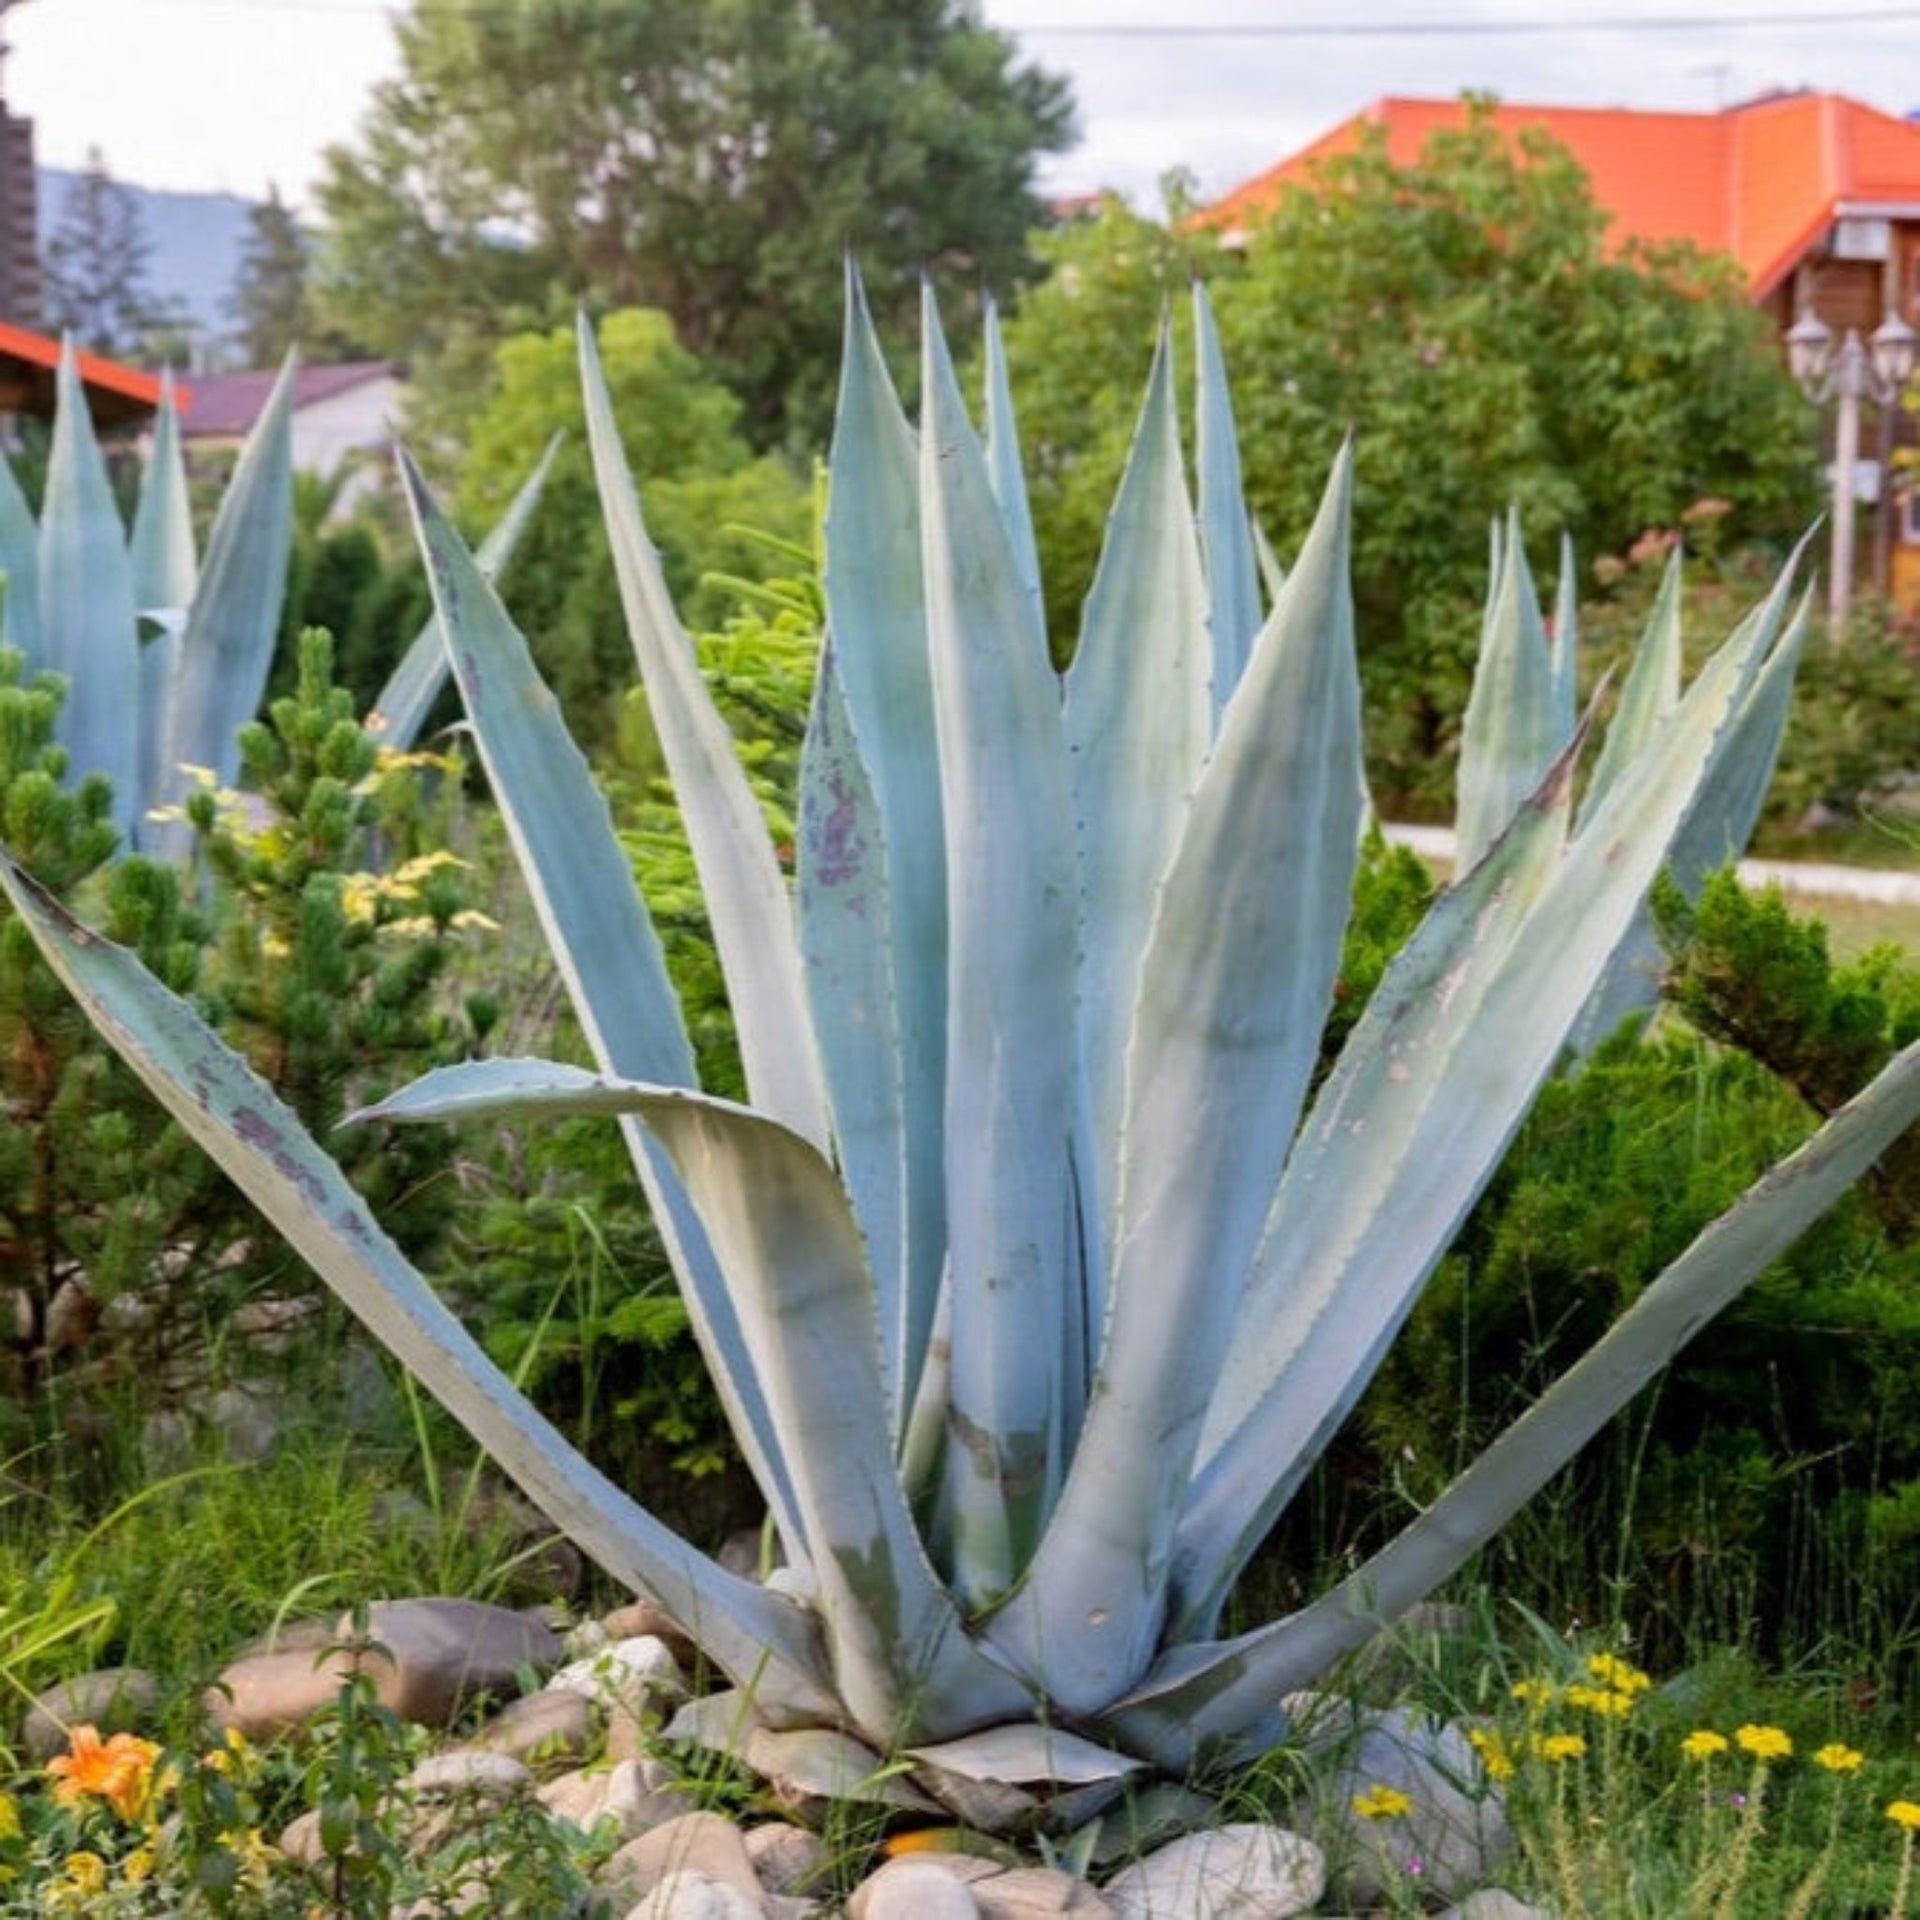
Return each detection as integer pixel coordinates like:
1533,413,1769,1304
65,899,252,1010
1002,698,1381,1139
1454,510,1563,873
0,851,839,1726
1550,529,1579,739
1193,281,1262,711
159,352,296,833
982,292,1043,618
0,444,41,666
1580,542,1683,825
1251,519,1287,605
39,342,140,839
1172,736,1580,1635
796,644,910,1425
905,1723,1145,1834
358,1058,1035,1742
1181,572,1788,1628
818,266,949,1422
578,315,828,1152
1063,320,1210,1256
1573,556,1810,1048
919,283,1081,1602
369,433,560,749
1112,1028,1920,1767
396,451,811,1576
128,370,197,614
129,371,197,820
995,445,1363,1711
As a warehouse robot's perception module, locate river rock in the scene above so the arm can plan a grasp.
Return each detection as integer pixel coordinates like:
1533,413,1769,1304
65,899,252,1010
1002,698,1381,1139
22,1666,160,1761
600,1808,767,1913
1102,1824,1325,1919
345,1597,562,1727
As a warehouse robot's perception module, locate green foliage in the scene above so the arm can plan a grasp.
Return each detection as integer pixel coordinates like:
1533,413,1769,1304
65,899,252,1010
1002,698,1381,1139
0,633,485,1469
1768,606,1920,829
458,311,810,740
1355,876,1920,1666
995,102,1819,809
314,0,1075,452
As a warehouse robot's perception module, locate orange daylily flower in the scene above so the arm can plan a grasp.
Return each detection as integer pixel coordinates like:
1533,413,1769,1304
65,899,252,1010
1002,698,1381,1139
46,1724,161,1820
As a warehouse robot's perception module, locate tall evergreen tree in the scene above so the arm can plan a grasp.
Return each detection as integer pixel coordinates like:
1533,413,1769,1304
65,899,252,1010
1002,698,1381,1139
41,147,158,358
229,184,311,366
313,0,1076,449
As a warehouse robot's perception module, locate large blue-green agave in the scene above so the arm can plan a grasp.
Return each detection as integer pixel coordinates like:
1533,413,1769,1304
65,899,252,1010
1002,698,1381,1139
6,278,1917,1826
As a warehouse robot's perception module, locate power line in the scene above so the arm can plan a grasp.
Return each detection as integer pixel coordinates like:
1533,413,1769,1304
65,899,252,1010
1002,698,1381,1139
43,0,1920,27
1015,7,1920,34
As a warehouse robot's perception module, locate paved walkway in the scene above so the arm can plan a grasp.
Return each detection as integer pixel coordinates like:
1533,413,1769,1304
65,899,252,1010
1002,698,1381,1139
1382,823,1920,906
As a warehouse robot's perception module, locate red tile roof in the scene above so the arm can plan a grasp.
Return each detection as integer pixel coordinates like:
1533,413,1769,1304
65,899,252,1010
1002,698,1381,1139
1203,92,1920,299
0,320,173,425
177,360,393,439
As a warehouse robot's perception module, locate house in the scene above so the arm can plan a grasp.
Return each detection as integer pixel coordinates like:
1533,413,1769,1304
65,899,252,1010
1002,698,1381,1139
178,360,401,511
0,318,168,429
1205,91,1920,610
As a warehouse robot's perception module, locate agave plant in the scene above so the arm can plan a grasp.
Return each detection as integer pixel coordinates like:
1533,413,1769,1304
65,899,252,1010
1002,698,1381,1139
0,343,552,852
7,277,1920,1826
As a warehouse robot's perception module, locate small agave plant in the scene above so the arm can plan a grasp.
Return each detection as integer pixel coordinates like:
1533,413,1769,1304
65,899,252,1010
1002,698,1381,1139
7,276,1920,1831
0,345,297,849
0,343,552,852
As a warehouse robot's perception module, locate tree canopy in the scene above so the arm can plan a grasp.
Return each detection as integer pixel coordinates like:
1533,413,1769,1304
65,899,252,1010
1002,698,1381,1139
41,149,166,360
993,106,1821,810
314,0,1075,451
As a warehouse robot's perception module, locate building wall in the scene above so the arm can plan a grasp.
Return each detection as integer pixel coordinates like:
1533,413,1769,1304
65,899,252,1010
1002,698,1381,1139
293,376,402,499
0,107,37,325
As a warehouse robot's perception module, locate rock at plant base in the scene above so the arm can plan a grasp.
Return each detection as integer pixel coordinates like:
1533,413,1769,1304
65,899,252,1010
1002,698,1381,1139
969,1864,1114,1916
22,1667,159,1761
1101,1824,1325,1919
405,1748,532,1798
344,1597,563,1727
744,1821,829,1896
849,1859,987,1919
601,1600,700,1668
599,1809,768,1914
623,1869,767,1920
277,1807,323,1867
463,1684,594,1765
548,1633,687,1735
539,1755,697,1841
1437,1894,1555,1920
1285,1697,1510,1906
207,1643,362,1741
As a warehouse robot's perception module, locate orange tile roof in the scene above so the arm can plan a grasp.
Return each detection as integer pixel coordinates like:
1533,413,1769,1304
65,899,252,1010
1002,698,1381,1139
1204,92,1920,300
0,320,172,412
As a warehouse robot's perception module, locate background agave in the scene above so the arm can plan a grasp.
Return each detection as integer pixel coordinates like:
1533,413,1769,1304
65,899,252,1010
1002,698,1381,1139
6,277,1920,1825
0,344,551,852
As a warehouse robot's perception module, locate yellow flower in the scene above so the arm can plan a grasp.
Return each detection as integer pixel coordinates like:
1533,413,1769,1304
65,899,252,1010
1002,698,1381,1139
122,1845,156,1885
1510,1678,1555,1707
47,1724,162,1820
1352,1784,1415,1820
1535,1733,1587,1762
1888,1800,1920,1830
1735,1724,1792,1761
1682,1730,1731,1760
1813,1742,1865,1773
1467,1727,1516,1782
1564,1683,1637,1717
1585,1651,1652,1694
0,1793,17,1842
60,1852,107,1896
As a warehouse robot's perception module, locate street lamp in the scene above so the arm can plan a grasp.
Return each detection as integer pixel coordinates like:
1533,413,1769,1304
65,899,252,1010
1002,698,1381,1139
1787,305,1919,638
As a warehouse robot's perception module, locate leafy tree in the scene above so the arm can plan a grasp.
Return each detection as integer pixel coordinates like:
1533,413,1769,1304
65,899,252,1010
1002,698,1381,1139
312,0,1075,450
41,148,169,360
228,184,312,366
457,308,810,739
994,105,1821,811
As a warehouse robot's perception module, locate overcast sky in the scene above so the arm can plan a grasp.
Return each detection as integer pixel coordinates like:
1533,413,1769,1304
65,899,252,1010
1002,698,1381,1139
7,0,1920,214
